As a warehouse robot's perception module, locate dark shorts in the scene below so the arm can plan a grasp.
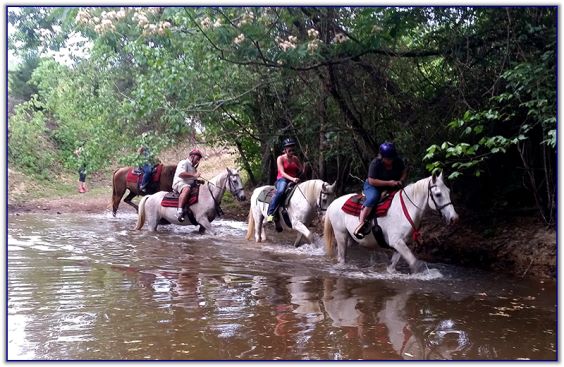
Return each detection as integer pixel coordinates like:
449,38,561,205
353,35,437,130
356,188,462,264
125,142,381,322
78,168,86,182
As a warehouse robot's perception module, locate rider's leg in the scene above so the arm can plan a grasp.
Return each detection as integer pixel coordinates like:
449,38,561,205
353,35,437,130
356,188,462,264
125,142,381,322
140,163,152,192
266,179,288,223
177,185,191,222
354,181,380,239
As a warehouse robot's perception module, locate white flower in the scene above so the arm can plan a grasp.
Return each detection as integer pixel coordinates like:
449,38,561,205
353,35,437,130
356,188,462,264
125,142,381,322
333,32,349,44
201,17,211,29
372,25,383,33
213,18,222,28
307,28,319,39
234,33,246,45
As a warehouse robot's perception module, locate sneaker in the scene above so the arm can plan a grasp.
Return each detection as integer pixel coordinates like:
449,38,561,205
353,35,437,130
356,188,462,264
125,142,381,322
266,215,274,223
177,209,185,222
79,187,85,193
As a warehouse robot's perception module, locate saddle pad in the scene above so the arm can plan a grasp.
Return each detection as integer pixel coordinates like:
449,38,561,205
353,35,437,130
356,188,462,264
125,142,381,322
257,188,276,204
160,186,200,207
256,184,298,206
126,164,164,184
341,191,398,217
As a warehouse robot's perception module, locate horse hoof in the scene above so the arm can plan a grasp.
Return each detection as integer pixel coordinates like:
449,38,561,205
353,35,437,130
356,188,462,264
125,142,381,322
411,260,427,274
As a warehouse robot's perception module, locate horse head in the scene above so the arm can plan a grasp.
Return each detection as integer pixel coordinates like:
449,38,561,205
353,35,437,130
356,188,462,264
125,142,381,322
429,172,459,225
318,180,337,212
225,168,246,202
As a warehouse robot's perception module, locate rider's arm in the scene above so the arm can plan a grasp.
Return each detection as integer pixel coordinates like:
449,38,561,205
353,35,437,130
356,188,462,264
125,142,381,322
277,156,299,183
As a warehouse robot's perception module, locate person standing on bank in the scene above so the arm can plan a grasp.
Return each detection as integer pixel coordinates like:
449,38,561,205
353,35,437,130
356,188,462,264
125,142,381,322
74,146,87,193
353,142,407,239
266,138,303,223
173,148,203,222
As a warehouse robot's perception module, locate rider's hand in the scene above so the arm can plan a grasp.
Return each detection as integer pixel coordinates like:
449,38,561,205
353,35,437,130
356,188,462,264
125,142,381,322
294,177,300,183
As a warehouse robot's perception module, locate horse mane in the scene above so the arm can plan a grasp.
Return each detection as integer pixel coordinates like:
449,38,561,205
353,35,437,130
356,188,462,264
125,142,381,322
406,176,432,199
300,179,324,202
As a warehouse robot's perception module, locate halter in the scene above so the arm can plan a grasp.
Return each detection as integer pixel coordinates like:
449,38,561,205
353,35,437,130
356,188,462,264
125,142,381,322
224,169,245,197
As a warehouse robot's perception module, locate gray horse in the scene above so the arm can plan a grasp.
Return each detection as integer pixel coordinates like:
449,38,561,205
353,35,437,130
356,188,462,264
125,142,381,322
135,168,246,234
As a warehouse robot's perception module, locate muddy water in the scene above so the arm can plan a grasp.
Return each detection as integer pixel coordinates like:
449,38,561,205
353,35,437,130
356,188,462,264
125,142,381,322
7,212,556,360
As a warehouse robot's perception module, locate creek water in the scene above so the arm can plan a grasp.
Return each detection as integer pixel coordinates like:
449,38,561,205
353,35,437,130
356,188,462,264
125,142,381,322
7,212,556,361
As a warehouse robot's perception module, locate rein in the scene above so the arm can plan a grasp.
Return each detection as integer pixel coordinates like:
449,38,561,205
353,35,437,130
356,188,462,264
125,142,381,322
294,181,333,215
399,179,455,243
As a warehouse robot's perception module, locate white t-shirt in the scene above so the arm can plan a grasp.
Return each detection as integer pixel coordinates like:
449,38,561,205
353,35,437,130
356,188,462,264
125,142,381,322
173,159,197,188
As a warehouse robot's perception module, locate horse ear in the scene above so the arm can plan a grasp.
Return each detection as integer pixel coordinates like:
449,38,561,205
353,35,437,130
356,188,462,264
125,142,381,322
432,171,437,183
226,167,232,175
328,181,337,192
438,171,444,181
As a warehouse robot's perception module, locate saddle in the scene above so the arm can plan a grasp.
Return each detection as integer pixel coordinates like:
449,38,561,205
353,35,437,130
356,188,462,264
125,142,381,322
257,183,298,228
341,190,398,218
160,185,201,225
126,164,164,185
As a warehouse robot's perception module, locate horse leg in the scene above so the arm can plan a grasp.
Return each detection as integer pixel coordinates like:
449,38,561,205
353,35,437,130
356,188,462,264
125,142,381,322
112,189,125,217
334,231,350,265
123,191,139,212
196,217,215,236
387,252,402,273
255,210,266,242
292,221,313,244
389,239,424,273
293,233,303,248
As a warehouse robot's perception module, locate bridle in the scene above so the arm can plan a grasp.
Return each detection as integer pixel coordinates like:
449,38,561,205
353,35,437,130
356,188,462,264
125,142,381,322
224,169,245,197
401,179,454,219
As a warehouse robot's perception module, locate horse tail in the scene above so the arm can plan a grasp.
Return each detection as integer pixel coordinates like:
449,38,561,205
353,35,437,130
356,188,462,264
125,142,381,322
245,205,255,241
324,213,335,257
135,195,149,230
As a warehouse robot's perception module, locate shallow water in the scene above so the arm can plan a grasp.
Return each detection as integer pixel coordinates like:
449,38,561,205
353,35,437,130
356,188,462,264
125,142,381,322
7,212,556,360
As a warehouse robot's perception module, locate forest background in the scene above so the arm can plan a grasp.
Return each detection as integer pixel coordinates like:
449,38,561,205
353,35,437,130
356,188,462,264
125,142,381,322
7,6,557,277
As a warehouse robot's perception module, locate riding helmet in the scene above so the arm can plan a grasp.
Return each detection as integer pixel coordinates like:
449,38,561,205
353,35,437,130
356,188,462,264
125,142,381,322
379,142,397,158
189,148,203,158
282,138,297,148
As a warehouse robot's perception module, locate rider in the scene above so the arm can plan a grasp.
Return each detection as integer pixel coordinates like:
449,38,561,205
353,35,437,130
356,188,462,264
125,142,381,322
266,138,303,223
353,141,407,239
138,145,158,193
173,148,203,222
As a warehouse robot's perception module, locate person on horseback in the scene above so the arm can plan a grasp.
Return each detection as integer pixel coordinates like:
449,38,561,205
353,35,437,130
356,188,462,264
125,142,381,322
138,145,158,193
353,141,407,239
266,138,303,223
173,148,203,222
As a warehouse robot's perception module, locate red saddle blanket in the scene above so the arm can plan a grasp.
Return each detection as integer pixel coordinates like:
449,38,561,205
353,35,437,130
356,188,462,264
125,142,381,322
341,191,398,217
160,186,200,207
126,164,164,184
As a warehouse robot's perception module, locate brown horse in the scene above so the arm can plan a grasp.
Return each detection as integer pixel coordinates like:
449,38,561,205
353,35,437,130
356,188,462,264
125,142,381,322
111,164,177,216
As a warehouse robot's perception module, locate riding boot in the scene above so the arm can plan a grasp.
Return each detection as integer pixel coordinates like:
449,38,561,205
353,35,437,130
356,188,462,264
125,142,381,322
177,207,185,222
354,206,372,239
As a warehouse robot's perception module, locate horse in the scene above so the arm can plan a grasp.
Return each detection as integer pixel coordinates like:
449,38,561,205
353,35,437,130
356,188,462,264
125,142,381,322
246,179,337,247
111,164,177,216
324,172,459,273
135,168,246,234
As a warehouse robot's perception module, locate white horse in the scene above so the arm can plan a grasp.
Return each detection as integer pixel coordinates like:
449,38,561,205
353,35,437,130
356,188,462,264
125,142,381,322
135,168,246,234
246,179,337,247
324,172,459,273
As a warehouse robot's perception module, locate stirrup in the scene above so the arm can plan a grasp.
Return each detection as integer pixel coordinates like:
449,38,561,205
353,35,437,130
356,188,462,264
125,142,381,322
177,209,185,222
353,220,371,239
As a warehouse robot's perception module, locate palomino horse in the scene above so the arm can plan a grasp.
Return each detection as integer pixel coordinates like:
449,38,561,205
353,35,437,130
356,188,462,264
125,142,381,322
135,168,246,234
246,179,337,247
111,164,176,216
324,172,459,273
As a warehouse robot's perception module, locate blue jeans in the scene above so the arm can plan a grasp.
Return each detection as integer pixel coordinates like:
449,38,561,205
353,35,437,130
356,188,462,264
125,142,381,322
267,178,290,216
363,180,382,208
140,163,153,188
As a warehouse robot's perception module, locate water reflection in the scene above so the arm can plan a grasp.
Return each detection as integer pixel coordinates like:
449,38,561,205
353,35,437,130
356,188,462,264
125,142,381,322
7,213,556,360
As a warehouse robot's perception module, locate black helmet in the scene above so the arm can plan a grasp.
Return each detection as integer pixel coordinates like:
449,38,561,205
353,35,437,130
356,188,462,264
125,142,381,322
282,138,297,148
379,142,397,158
